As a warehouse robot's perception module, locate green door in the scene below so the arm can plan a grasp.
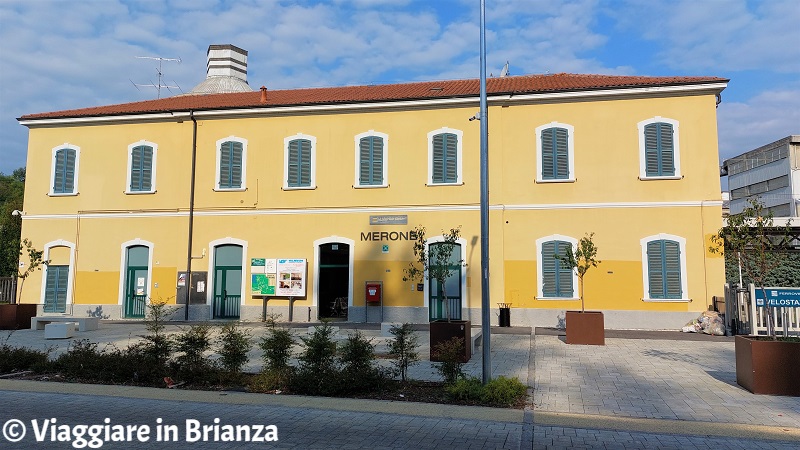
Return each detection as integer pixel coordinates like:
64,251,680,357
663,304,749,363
213,245,242,319
428,243,462,321
43,265,68,313
124,246,149,318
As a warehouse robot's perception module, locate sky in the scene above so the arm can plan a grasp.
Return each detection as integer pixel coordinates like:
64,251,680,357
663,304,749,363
0,0,798,181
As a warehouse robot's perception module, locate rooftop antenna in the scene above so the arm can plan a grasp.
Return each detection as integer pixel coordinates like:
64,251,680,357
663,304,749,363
499,61,510,77
131,56,182,98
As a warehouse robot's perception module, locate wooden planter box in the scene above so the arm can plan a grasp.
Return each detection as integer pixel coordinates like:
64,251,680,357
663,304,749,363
735,335,800,396
565,311,605,345
0,304,38,330
430,320,471,363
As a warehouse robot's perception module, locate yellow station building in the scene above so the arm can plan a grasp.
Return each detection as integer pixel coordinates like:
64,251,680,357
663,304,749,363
17,45,728,329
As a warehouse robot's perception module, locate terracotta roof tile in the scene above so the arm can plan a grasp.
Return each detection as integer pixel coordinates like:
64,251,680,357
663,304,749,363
19,73,727,120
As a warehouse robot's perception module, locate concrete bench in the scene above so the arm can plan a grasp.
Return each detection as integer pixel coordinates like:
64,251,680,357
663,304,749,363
471,330,483,355
31,316,100,332
44,322,76,339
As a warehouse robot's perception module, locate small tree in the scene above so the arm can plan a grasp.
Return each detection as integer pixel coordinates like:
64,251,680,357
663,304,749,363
16,238,48,302
710,198,793,338
404,225,465,322
387,323,420,382
556,233,601,313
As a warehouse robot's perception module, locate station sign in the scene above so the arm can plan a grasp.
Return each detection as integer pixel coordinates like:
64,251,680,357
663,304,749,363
753,286,800,307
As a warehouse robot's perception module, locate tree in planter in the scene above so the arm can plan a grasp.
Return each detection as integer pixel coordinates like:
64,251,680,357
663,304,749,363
710,198,793,338
16,239,48,303
556,233,601,313
403,225,465,322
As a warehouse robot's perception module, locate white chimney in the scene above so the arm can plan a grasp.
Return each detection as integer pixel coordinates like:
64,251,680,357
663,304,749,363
206,44,248,82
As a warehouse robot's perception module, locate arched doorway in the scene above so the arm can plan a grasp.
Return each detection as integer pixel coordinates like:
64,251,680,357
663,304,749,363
123,245,150,318
316,241,351,319
213,244,243,319
428,242,463,321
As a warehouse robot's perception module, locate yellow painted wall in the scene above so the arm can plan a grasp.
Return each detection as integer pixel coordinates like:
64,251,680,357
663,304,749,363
19,87,726,319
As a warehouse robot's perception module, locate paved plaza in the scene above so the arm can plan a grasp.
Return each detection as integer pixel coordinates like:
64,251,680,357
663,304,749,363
1,322,798,448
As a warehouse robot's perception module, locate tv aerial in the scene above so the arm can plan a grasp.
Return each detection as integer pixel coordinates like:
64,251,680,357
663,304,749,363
131,56,183,98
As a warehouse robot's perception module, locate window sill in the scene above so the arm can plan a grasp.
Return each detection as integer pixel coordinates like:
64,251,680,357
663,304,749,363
125,190,156,195
536,297,580,301
282,186,316,191
535,178,576,184
638,175,682,181
353,184,388,189
213,187,247,192
642,298,692,303
426,182,464,187
48,192,78,197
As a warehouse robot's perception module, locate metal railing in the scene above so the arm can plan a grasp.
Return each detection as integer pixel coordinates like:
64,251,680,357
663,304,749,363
214,294,241,318
125,295,147,318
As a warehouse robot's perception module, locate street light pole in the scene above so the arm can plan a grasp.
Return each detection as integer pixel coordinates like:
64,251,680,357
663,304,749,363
479,0,491,384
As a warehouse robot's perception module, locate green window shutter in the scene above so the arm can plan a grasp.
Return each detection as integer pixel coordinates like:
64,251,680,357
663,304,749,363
432,133,457,184
541,128,569,180
647,239,681,299
130,145,153,191
53,148,76,193
359,136,384,185
219,141,242,189
663,240,682,298
44,265,68,313
541,240,573,297
644,123,675,177
288,139,311,187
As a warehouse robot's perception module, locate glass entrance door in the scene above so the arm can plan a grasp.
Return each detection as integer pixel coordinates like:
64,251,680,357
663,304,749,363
428,243,462,321
213,245,242,319
123,246,149,318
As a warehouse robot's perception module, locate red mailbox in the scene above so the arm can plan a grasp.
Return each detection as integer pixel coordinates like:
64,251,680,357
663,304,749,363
365,282,382,303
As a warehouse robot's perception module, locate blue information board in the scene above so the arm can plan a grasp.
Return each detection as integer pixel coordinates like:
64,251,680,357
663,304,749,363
753,287,800,307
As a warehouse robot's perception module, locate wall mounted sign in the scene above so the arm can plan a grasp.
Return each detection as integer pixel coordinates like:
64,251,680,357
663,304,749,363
753,286,800,307
369,215,408,225
277,259,307,297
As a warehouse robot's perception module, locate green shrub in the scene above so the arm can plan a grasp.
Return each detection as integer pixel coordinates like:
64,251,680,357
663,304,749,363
0,344,49,373
338,330,386,393
291,323,338,395
216,322,252,376
482,376,528,407
259,327,294,372
445,376,484,402
433,337,466,384
141,299,175,365
387,323,419,382
172,324,215,381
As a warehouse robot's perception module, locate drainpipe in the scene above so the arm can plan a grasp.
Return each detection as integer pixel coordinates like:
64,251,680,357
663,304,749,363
185,110,198,321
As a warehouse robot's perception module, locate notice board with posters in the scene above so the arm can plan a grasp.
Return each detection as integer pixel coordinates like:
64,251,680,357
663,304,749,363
276,259,307,297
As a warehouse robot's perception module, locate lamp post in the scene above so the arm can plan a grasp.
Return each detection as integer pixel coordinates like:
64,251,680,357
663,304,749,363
479,0,491,384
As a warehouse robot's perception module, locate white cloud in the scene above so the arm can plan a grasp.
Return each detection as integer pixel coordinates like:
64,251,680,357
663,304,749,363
717,88,800,161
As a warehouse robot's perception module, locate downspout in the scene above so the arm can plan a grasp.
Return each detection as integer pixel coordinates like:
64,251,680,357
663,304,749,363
185,110,198,321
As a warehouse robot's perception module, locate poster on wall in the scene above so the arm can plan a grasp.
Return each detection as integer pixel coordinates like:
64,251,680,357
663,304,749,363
276,259,307,297
251,273,276,295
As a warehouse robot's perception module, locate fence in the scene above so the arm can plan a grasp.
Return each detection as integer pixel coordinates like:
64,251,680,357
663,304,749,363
0,277,17,304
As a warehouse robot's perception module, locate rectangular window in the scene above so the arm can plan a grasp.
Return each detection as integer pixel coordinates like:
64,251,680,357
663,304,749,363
53,148,76,194
219,141,243,189
541,241,573,297
431,133,458,184
287,139,312,187
130,145,153,192
359,136,384,186
646,240,682,299
541,127,569,180
644,122,675,177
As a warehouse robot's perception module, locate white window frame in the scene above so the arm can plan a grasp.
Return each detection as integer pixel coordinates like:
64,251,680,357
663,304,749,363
48,143,80,196
214,136,248,191
39,239,76,311
117,239,155,307
535,234,579,300
354,130,389,188
125,140,158,194
535,122,576,183
427,127,463,186
637,117,681,180
283,133,317,190
640,233,690,302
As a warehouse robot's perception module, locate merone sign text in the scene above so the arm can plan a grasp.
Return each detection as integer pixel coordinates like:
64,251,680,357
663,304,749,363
361,230,418,241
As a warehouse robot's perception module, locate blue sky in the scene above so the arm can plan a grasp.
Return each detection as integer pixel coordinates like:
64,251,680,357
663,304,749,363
0,0,798,179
